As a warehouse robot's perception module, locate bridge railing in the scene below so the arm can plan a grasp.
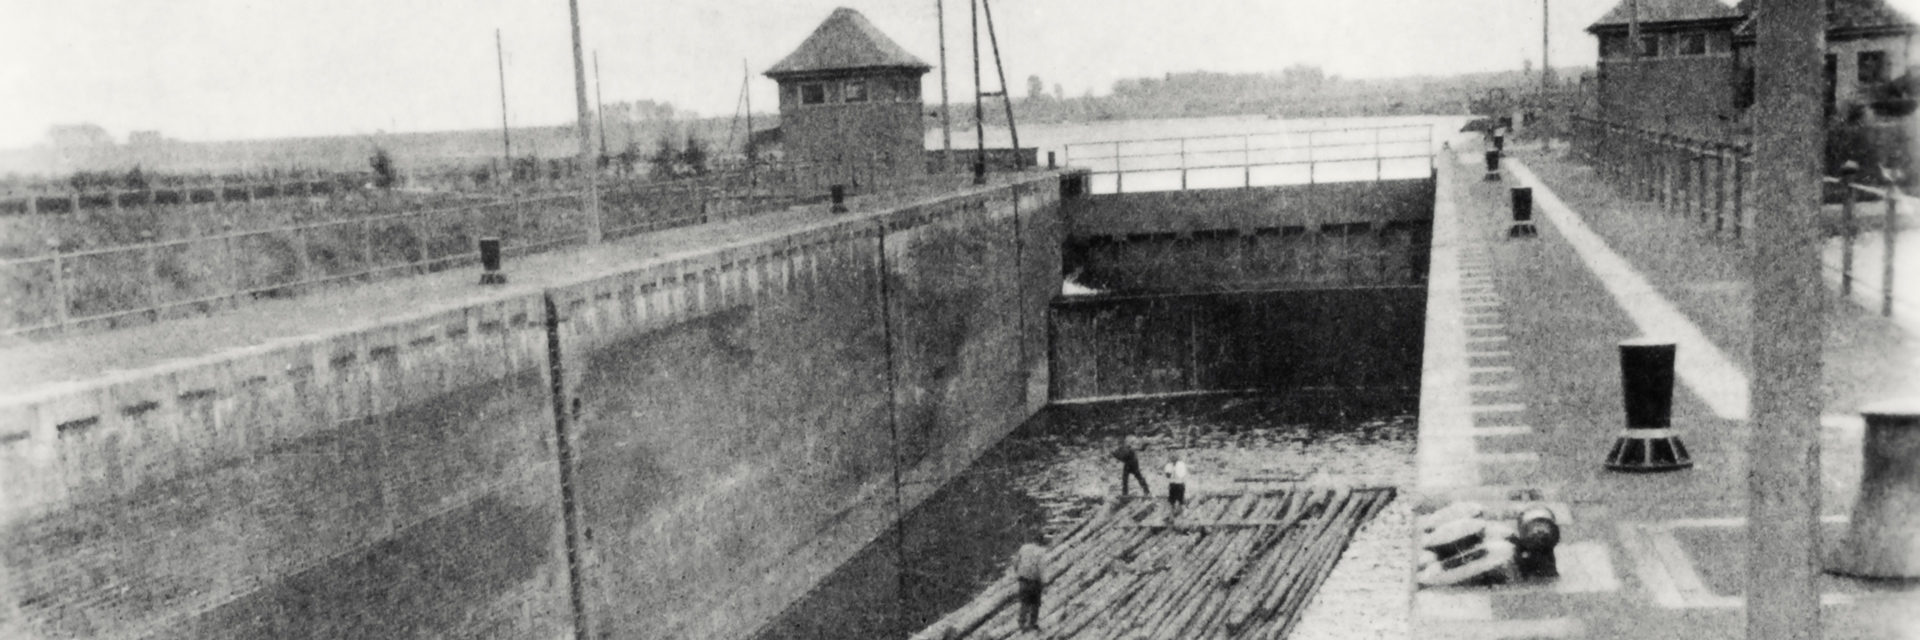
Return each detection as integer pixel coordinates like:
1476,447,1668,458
1062,124,1436,194
0,157,959,338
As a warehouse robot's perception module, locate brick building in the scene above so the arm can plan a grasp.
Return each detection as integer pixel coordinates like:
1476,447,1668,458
765,7,932,180
1588,0,1917,138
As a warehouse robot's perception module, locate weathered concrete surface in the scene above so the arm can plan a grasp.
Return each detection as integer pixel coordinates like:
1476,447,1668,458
1063,178,1434,240
1063,178,1434,293
0,172,1067,640
1049,288,1427,405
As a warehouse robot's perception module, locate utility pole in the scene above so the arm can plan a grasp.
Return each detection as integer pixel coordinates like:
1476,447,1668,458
568,0,602,244
1542,0,1552,88
496,29,512,165
594,51,608,163
971,0,985,184
980,0,1021,168
1749,0,1827,637
744,59,755,190
938,0,954,172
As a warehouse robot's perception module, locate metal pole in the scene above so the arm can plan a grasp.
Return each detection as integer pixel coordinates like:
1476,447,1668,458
938,0,953,173
1543,0,1552,87
568,0,603,244
594,51,608,162
970,0,986,184
497,29,512,167
980,0,1021,168
744,60,756,198
1748,0,1826,636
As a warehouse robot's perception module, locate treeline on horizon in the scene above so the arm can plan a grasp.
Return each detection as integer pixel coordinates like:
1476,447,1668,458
954,64,1585,127
8,66,1584,190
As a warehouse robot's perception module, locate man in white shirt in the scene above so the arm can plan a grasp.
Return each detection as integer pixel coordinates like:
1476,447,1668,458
1163,454,1190,517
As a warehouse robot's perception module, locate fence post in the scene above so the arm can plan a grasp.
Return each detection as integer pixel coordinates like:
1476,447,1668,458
1720,148,1735,231
52,252,69,332
1243,135,1252,188
146,244,161,320
1886,187,1899,317
362,217,375,280
1374,128,1383,180
1842,171,1857,296
1732,157,1746,240
1114,142,1123,194
1179,138,1187,191
295,227,312,292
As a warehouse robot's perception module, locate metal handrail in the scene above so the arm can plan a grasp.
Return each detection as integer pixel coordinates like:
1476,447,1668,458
1063,123,1432,149
1073,154,1436,176
1073,140,1436,164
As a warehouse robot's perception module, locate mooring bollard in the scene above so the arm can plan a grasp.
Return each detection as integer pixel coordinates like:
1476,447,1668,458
830,184,848,213
1508,187,1537,238
1828,399,1920,578
1605,338,1693,471
1484,151,1502,182
478,237,507,285
1512,505,1561,578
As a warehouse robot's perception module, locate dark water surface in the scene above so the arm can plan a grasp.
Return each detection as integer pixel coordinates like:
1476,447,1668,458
751,394,1415,640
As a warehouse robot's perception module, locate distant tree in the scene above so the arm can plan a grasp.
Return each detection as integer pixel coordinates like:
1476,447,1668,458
1054,83,1065,101
368,147,397,189
649,137,679,179
680,135,709,176
124,165,149,191
617,141,641,176
1028,75,1046,100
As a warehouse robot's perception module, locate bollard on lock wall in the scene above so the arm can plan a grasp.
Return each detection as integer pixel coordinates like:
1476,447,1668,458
1484,151,1502,182
1508,187,1537,238
1605,338,1693,472
1828,399,1920,578
478,237,507,285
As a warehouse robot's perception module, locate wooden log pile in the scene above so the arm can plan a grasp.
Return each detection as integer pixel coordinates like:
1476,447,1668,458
911,485,1396,639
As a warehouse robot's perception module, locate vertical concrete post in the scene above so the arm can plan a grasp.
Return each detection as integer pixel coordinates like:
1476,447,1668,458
52,251,69,330
1748,0,1827,635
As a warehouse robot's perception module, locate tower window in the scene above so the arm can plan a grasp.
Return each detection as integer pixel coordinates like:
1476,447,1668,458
845,80,868,103
1676,32,1706,56
1637,34,1661,58
1859,51,1887,83
800,83,826,105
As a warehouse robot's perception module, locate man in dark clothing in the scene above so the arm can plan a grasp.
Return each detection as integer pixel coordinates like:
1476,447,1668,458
1015,536,1047,631
1112,436,1151,497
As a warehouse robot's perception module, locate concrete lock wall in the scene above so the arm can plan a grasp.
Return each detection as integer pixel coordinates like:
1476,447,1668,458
1062,178,1434,293
0,295,574,640
1048,287,1427,407
0,173,1066,640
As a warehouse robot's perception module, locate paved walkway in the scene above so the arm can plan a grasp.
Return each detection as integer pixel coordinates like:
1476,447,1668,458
1413,143,1920,639
0,174,1034,402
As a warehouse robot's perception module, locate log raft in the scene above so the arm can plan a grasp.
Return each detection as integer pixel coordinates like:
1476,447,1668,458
911,485,1396,640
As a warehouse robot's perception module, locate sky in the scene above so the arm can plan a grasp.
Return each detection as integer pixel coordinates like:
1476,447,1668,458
1,0,1907,149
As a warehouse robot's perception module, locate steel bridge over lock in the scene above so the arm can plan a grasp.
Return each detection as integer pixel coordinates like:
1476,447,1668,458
1050,123,1438,408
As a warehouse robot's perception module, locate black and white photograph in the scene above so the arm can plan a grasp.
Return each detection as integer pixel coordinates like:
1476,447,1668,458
1,1,1917,638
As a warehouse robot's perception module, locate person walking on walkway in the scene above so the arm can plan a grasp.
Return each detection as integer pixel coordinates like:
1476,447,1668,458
1163,453,1191,517
1015,535,1047,632
1113,436,1151,497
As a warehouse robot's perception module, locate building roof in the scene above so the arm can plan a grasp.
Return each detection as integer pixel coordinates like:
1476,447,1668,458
1733,0,1915,37
765,7,932,78
1590,0,1743,29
